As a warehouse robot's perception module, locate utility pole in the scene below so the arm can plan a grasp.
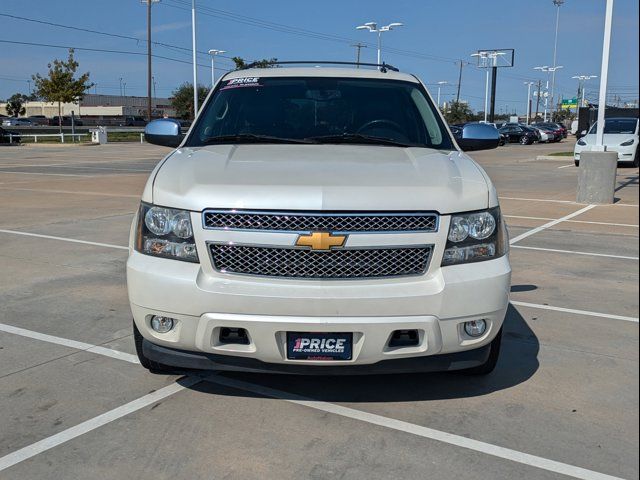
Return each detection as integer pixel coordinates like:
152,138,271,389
119,77,123,97
144,0,158,122
524,82,534,125
455,60,465,102
352,43,367,68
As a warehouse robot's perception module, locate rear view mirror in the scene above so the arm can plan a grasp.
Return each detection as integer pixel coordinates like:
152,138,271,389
457,123,500,151
144,119,184,148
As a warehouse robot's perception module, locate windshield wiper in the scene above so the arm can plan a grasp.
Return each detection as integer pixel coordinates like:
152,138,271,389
306,133,416,147
201,134,314,145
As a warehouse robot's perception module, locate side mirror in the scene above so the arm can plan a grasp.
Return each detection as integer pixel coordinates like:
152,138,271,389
457,123,500,151
144,119,184,148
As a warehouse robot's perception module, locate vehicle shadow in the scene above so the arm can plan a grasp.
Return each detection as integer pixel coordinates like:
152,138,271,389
186,303,539,403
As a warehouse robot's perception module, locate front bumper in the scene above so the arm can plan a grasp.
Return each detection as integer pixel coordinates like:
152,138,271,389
142,337,493,374
574,145,636,162
127,249,511,369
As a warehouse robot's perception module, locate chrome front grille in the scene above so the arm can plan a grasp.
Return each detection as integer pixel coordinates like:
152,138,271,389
209,244,432,279
203,210,438,233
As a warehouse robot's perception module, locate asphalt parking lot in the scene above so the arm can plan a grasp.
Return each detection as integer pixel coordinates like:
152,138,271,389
0,140,638,480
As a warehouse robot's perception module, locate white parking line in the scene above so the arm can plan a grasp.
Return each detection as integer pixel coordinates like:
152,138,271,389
0,229,128,250
509,204,596,245
0,323,139,364
500,196,639,207
505,215,639,228
511,245,639,261
0,171,94,177
510,301,639,323
0,377,200,472
205,375,624,480
0,187,140,198
558,164,575,169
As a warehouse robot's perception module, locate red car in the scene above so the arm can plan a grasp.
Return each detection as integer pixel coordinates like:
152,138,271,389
538,122,567,139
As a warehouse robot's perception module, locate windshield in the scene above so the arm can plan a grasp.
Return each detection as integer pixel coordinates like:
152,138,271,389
187,76,454,149
588,118,638,134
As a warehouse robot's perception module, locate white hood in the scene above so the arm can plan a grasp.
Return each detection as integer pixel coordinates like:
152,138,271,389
581,133,635,147
151,145,490,214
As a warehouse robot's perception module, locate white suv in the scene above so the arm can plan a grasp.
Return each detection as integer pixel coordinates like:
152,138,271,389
128,64,511,375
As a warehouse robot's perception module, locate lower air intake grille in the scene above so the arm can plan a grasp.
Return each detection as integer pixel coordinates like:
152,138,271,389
209,244,432,279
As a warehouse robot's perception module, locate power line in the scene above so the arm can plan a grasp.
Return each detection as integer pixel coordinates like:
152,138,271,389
0,13,236,69
0,39,231,74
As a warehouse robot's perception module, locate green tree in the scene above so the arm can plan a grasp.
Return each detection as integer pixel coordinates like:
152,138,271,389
31,49,93,132
5,93,28,117
170,83,209,120
231,57,278,70
441,101,474,124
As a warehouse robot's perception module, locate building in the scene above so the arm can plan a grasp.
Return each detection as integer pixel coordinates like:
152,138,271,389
1,94,176,118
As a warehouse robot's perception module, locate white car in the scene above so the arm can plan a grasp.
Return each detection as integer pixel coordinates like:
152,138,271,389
574,117,639,167
128,65,511,376
1,117,33,127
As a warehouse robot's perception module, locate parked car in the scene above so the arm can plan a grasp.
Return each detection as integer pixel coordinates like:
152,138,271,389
535,122,566,140
49,116,84,126
499,124,540,144
0,126,21,143
130,65,510,376
2,117,33,127
27,115,49,126
532,126,560,143
574,117,639,167
121,116,147,127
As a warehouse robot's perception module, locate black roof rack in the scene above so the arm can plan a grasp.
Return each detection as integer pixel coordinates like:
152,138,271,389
241,60,400,73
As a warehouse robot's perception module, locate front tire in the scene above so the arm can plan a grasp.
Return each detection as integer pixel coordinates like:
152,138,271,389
633,147,639,168
519,136,530,145
575,159,580,167
459,328,503,375
133,321,175,374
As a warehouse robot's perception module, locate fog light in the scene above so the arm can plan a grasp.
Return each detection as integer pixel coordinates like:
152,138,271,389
150,316,175,333
464,319,487,337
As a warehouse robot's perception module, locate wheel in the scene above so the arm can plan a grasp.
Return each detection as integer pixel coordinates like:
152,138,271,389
459,327,503,375
519,136,530,145
633,147,639,168
133,321,176,374
574,159,579,167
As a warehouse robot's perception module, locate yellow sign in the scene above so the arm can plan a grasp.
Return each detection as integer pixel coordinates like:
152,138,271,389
296,232,347,251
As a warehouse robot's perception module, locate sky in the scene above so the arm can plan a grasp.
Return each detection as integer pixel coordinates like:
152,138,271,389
0,0,638,114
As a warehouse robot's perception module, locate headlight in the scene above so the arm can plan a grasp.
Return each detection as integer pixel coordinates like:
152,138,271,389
577,139,587,146
442,207,507,266
620,139,635,146
135,203,198,262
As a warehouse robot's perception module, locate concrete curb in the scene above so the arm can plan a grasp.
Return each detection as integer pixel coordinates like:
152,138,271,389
535,155,575,162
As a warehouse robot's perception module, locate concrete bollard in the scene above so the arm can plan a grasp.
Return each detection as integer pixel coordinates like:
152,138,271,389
576,151,618,204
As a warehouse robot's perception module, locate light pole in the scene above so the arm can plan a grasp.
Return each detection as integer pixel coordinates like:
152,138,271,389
436,81,448,108
191,0,198,117
356,21,403,66
550,0,564,119
524,82,535,125
572,75,597,108
142,0,160,122
472,51,505,122
534,66,562,121
208,49,226,87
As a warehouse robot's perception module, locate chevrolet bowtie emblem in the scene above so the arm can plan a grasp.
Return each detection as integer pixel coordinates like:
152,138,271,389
296,232,347,251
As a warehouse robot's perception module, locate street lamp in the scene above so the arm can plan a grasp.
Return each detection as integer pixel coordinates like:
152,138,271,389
208,49,226,87
356,21,403,66
472,51,505,122
436,81,448,108
572,75,597,108
524,82,535,125
534,65,563,121
550,0,564,122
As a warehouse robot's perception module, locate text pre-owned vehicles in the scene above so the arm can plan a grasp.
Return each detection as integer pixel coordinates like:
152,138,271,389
129,64,511,376
498,124,540,144
574,117,639,167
